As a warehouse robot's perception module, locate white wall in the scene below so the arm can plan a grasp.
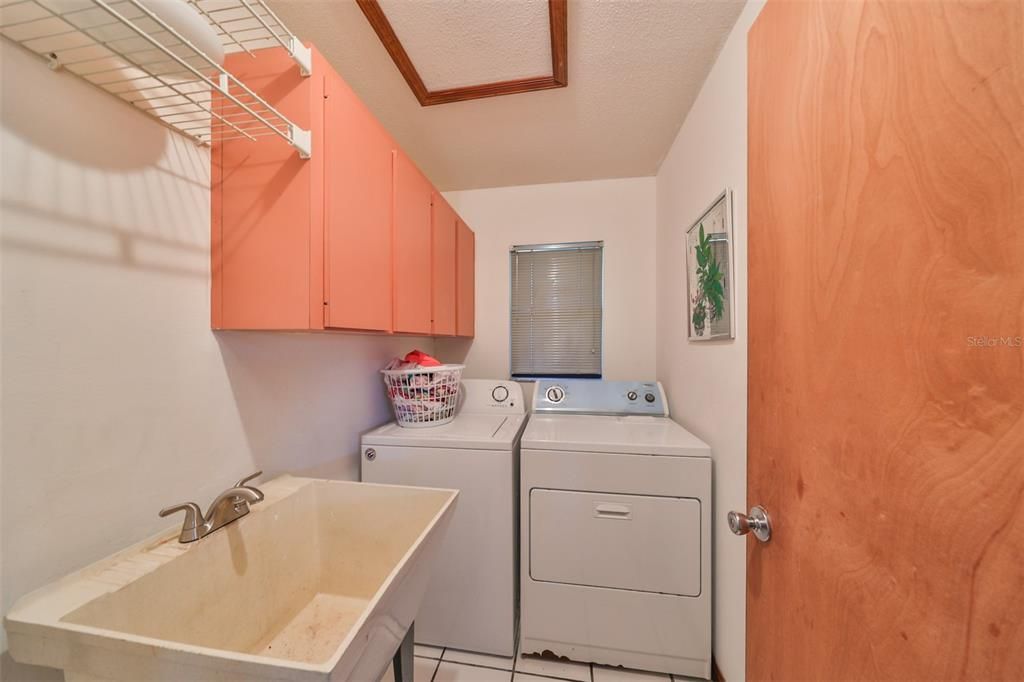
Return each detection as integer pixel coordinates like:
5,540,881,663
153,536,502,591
654,2,764,680
0,44,427,678
437,177,657,383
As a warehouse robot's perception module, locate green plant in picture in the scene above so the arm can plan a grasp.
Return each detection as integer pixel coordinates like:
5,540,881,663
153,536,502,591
691,223,725,336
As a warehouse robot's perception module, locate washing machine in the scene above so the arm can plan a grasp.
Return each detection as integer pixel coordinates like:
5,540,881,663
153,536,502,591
361,379,526,656
520,379,712,679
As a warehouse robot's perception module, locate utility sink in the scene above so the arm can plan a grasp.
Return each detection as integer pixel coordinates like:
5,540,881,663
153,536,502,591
5,476,457,681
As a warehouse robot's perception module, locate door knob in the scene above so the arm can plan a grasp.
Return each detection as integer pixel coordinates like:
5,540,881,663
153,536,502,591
728,505,772,542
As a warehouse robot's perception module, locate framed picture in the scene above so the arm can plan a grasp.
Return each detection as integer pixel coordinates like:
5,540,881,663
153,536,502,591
685,189,735,341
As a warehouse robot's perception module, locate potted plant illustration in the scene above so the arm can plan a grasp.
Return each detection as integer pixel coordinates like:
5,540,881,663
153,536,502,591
691,223,725,337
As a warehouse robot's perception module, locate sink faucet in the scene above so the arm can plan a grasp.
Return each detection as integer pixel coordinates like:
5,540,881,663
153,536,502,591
159,472,265,543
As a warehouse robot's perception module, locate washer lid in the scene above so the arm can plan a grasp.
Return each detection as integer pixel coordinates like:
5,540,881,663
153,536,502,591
363,414,526,450
522,414,710,457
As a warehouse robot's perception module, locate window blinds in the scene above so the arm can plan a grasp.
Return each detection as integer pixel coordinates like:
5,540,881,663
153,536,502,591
510,241,603,378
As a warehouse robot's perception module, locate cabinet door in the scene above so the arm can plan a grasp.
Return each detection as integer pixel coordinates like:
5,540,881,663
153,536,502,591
323,69,393,331
393,152,433,334
456,220,475,337
431,194,457,336
213,48,320,330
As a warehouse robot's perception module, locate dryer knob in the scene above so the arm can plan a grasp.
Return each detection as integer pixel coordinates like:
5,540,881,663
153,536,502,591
365,448,376,461
492,385,510,403
546,386,566,403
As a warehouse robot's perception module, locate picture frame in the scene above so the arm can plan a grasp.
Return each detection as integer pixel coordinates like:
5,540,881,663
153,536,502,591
685,189,735,341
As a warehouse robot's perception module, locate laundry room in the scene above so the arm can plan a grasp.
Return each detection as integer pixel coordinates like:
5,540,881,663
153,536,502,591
1,1,1021,682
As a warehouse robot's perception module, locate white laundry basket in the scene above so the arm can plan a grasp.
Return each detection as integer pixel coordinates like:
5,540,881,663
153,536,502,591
382,364,464,427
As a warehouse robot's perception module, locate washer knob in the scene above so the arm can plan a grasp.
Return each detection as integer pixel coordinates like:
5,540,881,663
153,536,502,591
492,385,510,403
546,386,566,403
645,393,656,403
627,391,638,401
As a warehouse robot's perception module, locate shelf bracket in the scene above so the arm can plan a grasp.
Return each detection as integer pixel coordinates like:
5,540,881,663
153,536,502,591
290,38,313,77
291,125,312,159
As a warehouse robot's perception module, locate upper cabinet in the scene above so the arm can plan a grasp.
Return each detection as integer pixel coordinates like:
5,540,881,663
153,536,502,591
456,219,476,338
393,151,434,335
323,68,394,332
211,45,475,338
431,194,458,336
212,48,322,331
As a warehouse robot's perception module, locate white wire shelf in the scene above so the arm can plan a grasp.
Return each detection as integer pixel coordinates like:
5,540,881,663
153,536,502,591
0,0,312,157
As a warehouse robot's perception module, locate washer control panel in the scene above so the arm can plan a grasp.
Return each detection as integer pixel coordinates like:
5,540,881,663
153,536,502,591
533,379,668,416
461,379,525,414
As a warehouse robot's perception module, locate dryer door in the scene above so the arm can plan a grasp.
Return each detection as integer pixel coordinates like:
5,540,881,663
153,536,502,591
529,489,701,597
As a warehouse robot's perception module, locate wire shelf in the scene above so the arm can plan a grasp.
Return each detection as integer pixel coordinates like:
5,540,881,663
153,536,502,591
0,0,312,157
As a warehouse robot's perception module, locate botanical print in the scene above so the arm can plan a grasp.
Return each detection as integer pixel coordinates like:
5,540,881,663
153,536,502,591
686,190,734,340
690,223,726,337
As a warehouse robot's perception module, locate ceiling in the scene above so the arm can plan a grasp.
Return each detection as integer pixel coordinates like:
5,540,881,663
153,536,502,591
269,0,746,191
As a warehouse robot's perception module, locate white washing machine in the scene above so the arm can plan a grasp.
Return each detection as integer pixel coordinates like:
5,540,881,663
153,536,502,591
361,379,526,657
520,379,712,679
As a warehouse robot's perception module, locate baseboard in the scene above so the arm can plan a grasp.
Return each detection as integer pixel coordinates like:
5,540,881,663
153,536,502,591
712,656,726,682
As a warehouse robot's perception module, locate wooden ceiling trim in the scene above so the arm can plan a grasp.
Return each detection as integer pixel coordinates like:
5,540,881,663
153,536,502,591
357,0,568,106
426,75,565,106
549,0,567,85
354,0,429,103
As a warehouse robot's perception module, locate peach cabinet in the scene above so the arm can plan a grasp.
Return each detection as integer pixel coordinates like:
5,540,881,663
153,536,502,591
393,151,434,335
211,47,324,330
431,194,458,336
211,45,475,337
323,65,394,332
456,220,475,337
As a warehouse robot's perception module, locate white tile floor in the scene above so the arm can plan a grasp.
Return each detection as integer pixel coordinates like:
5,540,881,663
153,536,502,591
381,642,701,682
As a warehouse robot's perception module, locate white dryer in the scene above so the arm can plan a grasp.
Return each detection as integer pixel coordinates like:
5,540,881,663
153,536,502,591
520,379,712,679
361,379,526,657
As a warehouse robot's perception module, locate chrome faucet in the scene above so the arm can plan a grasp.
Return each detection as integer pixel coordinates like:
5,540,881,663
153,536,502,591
159,471,265,543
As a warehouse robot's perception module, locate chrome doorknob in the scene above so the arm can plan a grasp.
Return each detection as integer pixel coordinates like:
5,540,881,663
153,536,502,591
728,505,772,542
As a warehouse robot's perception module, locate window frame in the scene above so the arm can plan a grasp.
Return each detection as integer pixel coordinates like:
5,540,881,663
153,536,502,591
508,240,605,380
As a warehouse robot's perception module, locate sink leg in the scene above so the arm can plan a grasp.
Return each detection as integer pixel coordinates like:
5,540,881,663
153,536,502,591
393,622,414,682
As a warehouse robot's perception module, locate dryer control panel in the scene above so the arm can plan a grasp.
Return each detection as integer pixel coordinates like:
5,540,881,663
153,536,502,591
533,379,668,417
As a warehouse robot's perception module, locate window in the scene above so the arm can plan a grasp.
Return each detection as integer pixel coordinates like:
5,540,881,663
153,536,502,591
510,241,603,378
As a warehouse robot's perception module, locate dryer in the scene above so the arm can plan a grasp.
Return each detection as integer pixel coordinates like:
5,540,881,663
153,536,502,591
362,379,526,657
520,379,712,679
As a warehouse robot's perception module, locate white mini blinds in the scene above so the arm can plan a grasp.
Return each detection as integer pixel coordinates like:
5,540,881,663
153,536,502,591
510,241,603,378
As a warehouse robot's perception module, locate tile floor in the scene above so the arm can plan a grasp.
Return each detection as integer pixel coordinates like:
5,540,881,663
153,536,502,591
380,643,701,682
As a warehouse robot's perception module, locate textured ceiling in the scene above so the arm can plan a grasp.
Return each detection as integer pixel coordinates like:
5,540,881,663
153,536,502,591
378,0,553,90
269,0,746,191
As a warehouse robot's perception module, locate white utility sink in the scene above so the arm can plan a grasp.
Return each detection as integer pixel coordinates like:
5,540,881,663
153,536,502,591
5,476,457,681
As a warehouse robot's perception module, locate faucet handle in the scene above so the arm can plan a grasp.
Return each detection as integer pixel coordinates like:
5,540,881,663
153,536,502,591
159,502,204,543
235,471,263,488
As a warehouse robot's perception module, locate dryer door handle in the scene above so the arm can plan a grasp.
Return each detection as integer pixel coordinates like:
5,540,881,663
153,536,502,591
593,502,632,519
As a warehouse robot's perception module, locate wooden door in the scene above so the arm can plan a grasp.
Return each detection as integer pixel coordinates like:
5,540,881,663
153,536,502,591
431,194,457,336
456,220,475,337
393,151,434,334
323,69,393,331
747,1,1024,680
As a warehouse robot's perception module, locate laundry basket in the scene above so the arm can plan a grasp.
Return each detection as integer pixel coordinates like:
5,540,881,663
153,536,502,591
382,364,464,428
